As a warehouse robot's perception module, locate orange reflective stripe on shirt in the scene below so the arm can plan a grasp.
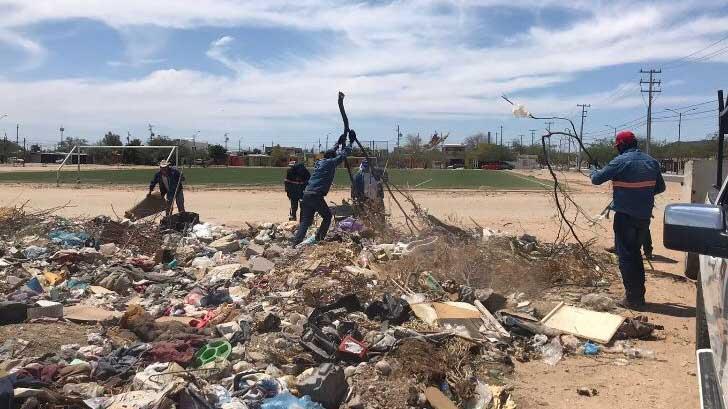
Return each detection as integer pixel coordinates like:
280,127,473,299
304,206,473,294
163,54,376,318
612,180,656,189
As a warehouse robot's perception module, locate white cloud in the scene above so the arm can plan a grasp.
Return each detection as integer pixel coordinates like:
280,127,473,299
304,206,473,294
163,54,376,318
0,28,46,70
206,36,257,75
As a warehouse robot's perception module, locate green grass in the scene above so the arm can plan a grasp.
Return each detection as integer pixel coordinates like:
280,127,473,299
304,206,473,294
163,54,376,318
0,167,547,190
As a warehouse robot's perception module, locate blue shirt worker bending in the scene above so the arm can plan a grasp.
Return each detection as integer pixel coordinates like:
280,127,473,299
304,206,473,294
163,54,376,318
149,160,186,216
291,144,352,245
591,130,665,309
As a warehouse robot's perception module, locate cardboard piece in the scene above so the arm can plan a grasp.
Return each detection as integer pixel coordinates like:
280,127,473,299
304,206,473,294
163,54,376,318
89,285,116,295
540,302,625,344
432,302,483,339
64,305,122,323
432,302,481,319
425,387,458,409
474,300,511,338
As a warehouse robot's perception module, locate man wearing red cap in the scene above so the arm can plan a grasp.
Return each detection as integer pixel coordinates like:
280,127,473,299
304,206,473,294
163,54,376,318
591,131,665,309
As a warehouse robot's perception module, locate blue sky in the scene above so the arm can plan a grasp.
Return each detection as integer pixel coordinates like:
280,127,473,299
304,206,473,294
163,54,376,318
0,0,727,150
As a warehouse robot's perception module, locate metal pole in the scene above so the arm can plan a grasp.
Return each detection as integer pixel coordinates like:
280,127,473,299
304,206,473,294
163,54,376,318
77,147,81,185
718,90,725,188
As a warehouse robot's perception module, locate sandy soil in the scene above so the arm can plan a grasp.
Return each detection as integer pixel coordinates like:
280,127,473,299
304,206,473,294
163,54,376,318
0,170,699,408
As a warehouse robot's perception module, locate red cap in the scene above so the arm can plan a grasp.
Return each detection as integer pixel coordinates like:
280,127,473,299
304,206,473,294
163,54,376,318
614,130,636,147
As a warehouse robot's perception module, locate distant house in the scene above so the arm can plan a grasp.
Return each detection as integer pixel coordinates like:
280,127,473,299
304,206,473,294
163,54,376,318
515,154,539,169
442,144,466,168
28,151,89,165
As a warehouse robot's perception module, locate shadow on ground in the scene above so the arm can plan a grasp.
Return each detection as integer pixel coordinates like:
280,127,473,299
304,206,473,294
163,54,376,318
642,302,695,318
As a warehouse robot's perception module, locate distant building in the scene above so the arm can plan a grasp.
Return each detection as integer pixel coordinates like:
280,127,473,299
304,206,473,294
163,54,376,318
515,154,539,169
174,139,209,153
264,146,304,156
442,143,466,168
27,151,89,164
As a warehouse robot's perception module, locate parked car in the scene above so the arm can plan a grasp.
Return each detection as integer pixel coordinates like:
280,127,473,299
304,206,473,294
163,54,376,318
480,161,514,170
663,177,728,409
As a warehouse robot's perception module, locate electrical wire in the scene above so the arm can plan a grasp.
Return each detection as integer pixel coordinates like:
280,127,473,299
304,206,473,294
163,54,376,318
662,32,728,69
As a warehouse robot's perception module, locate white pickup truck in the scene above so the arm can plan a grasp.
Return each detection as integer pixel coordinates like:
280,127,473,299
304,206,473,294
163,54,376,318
664,177,728,409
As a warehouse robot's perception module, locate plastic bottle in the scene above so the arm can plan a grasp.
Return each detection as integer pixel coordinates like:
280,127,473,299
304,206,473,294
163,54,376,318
624,346,656,360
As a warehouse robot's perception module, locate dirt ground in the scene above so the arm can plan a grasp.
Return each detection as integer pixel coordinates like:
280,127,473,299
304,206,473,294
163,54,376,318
0,169,698,408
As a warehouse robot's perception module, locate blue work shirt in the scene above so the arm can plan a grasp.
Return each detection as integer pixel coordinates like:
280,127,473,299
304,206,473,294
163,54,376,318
304,147,352,196
591,147,665,219
149,168,185,201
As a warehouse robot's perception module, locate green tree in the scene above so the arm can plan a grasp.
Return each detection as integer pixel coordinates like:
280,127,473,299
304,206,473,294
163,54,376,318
464,132,489,149
208,144,227,164
58,137,88,152
269,146,289,167
99,132,123,146
122,138,143,164
466,143,514,166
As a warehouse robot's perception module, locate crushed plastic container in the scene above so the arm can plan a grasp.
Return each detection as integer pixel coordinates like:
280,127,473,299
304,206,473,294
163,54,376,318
261,393,324,409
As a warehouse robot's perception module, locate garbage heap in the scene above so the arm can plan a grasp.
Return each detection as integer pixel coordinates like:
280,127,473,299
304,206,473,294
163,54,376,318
0,205,663,409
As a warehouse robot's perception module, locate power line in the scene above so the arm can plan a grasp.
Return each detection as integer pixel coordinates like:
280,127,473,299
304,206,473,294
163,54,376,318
662,32,728,69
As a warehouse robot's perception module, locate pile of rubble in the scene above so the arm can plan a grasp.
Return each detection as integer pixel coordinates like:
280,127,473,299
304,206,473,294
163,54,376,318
0,205,663,409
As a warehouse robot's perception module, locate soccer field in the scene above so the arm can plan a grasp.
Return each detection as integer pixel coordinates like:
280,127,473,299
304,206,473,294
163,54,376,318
0,167,547,190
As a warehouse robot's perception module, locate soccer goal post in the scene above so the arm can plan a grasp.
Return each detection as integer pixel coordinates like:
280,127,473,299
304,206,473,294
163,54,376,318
56,145,178,186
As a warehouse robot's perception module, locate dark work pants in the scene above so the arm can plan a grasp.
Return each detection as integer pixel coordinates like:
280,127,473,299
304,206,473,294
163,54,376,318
165,189,185,215
614,212,650,303
292,194,332,245
290,198,300,218
642,227,653,256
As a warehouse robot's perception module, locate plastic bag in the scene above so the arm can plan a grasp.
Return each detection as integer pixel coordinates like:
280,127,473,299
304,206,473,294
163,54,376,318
580,293,616,312
22,245,47,259
49,230,90,247
464,380,493,409
541,336,563,366
192,223,213,240
583,341,600,356
338,217,364,232
261,393,324,409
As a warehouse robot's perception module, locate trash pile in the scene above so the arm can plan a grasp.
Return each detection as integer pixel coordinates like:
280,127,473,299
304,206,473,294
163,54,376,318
0,204,662,408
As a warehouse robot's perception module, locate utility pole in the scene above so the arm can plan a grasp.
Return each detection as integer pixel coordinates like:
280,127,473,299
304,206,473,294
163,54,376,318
500,125,503,146
396,125,401,149
318,138,321,153
224,133,229,151
640,69,661,154
487,131,491,144
126,131,131,145
16,123,19,146
519,134,524,147
238,138,242,153
529,129,536,146
326,134,329,149
576,104,590,169
545,121,554,150
148,124,155,143
665,107,697,144
59,126,64,150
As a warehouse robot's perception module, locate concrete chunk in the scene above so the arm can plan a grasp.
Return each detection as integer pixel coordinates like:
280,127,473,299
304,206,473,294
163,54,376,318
245,243,265,257
250,257,274,274
209,234,240,253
